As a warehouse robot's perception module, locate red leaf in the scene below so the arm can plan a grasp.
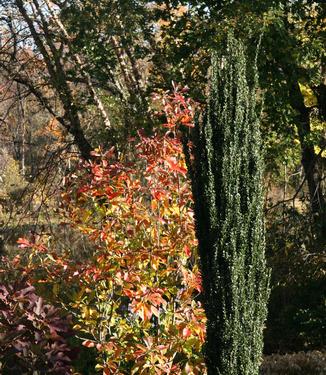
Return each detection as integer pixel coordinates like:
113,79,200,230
151,189,166,200
82,340,95,348
17,238,32,248
182,327,192,338
165,157,187,175
184,245,191,257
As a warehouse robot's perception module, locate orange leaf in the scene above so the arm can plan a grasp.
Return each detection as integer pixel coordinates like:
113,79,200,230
165,157,187,175
139,303,152,321
180,115,194,127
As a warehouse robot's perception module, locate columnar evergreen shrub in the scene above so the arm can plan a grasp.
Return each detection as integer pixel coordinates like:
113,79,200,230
185,33,270,375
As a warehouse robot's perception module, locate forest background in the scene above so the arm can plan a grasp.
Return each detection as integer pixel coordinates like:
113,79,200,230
0,0,325,374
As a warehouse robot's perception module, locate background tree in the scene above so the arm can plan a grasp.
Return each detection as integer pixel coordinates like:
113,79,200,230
0,0,159,247
0,0,93,159
0,0,157,160
154,0,325,222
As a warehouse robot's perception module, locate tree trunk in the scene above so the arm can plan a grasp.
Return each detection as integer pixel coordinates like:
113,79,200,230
289,82,325,214
14,0,94,160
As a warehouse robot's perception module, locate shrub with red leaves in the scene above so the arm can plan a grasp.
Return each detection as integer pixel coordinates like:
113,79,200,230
0,257,73,375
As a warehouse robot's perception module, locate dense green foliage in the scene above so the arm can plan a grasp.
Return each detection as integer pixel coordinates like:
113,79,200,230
185,34,270,374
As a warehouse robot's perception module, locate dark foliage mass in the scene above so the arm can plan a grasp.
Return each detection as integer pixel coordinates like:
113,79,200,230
0,258,73,374
185,33,270,374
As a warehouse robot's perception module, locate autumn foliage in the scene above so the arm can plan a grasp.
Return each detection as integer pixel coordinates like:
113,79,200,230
0,88,206,374
0,256,73,374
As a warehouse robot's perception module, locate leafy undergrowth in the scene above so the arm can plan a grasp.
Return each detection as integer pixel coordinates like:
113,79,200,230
261,351,326,375
0,257,74,374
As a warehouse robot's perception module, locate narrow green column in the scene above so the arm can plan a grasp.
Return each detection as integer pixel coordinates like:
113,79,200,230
185,33,270,375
